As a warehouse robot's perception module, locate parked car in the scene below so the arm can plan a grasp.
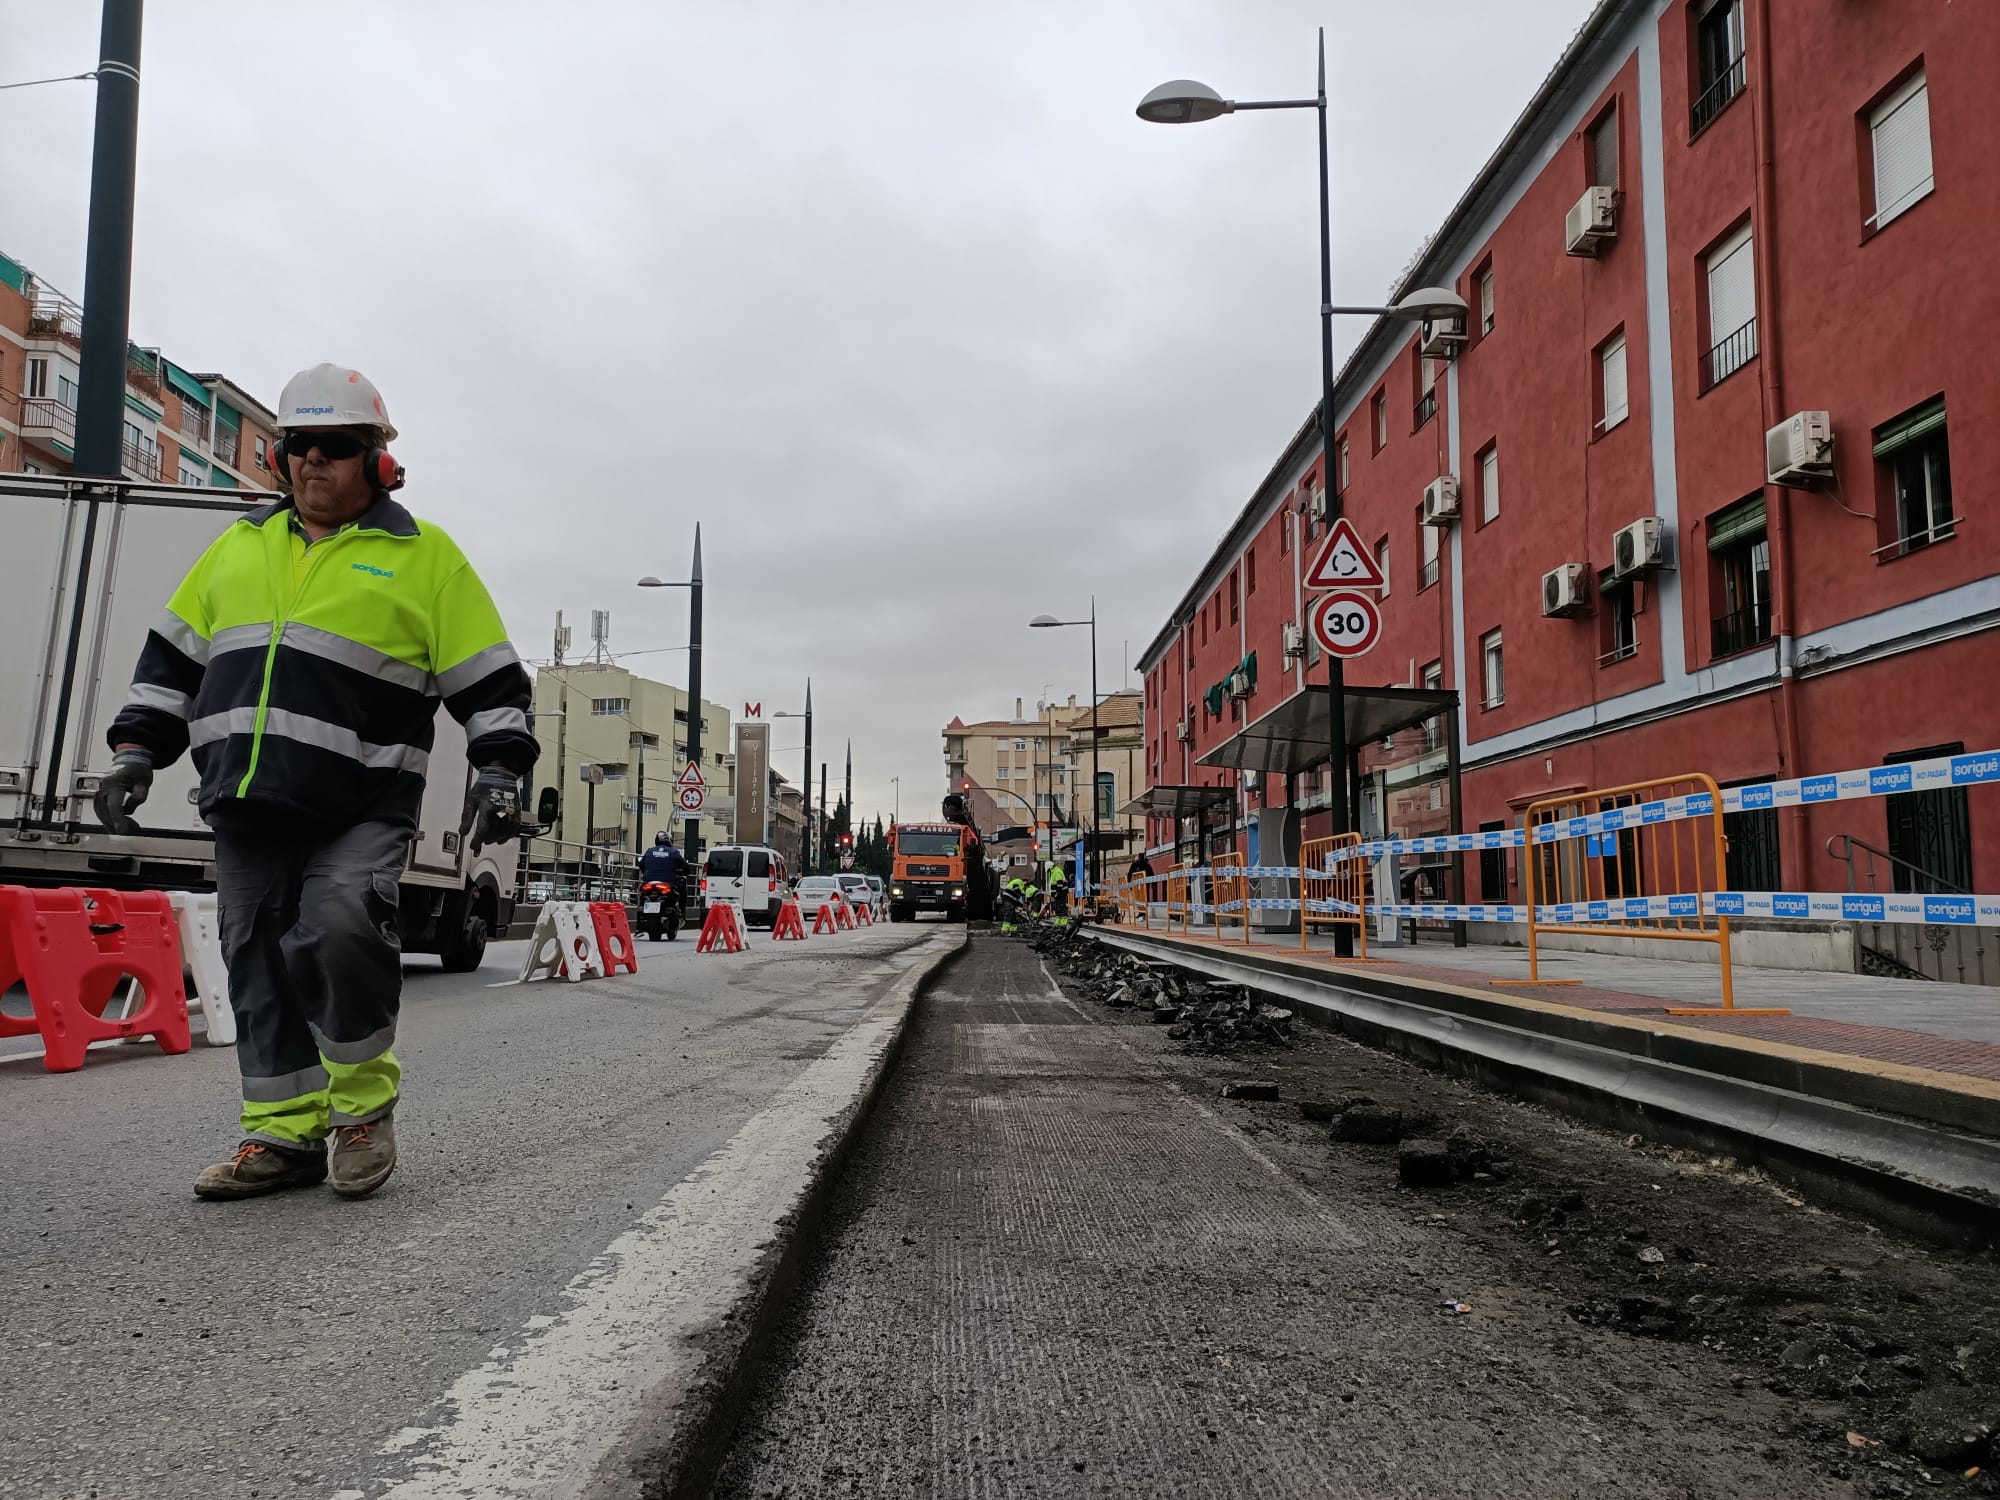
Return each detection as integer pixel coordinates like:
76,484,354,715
699,844,789,929
795,876,843,922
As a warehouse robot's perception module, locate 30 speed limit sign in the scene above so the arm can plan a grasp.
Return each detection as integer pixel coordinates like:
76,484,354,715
1309,590,1383,658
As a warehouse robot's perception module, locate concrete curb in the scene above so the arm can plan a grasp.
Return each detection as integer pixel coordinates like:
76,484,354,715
593,925,968,1500
1096,928,2000,1249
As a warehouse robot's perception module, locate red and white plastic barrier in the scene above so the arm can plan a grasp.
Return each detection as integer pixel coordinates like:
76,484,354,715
696,901,747,953
772,899,807,940
0,886,193,1072
520,901,608,983
588,901,640,975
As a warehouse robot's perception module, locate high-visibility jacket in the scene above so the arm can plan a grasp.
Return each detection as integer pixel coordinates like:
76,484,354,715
1046,861,1069,888
108,494,535,832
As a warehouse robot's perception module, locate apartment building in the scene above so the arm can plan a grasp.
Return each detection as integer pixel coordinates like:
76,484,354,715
1,250,281,488
1139,0,1998,908
529,663,732,858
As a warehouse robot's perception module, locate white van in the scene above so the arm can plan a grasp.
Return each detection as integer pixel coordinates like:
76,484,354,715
699,844,790,929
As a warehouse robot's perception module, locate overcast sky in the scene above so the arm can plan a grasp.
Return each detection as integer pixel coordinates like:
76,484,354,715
2,0,1596,828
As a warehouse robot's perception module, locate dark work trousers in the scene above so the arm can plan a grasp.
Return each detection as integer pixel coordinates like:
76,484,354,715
213,820,411,1149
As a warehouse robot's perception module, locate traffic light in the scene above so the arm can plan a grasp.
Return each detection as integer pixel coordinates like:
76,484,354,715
840,833,854,851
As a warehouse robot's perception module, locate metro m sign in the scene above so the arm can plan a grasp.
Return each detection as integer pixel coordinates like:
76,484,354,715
744,702,762,718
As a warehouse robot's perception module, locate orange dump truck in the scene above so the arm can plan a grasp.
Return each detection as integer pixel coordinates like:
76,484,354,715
887,795,990,922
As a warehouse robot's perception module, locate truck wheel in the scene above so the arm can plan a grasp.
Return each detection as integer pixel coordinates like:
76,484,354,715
889,903,911,923
439,913,488,973
947,902,966,924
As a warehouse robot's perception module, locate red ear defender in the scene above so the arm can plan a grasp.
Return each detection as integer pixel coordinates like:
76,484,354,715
366,447,406,492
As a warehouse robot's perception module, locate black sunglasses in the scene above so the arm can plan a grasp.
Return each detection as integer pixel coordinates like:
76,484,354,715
283,430,369,461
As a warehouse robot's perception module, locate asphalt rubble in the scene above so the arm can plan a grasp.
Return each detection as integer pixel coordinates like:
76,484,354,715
1042,930,2000,1499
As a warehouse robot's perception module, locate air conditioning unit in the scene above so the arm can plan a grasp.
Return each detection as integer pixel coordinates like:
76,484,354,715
1306,484,1329,520
1282,621,1306,657
1766,409,1835,488
1174,719,1191,743
1564,185,1618,256
1541,562,1591,617
1419,313,1467,359
1612,516,1668,577
1225,671,1252,701
1420,475,1460,526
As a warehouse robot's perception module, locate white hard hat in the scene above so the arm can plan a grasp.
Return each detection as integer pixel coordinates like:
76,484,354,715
275,363,398,442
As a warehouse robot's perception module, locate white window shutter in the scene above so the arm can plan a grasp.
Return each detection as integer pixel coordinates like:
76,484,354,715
1871,75,1933,228
1481,448,1500,521
1601,335,1629,426
1706,231,1755,342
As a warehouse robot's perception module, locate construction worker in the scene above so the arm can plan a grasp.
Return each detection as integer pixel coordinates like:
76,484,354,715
1045,858,1071,923
94,364,536,1202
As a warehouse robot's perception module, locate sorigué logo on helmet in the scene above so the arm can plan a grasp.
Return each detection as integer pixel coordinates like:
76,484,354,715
292,404,338,416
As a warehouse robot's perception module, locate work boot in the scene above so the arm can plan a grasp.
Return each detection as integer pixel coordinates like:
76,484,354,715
194,1140,328,1201
330,1115,397,1198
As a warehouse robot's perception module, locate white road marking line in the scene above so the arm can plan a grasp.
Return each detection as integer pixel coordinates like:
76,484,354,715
344,935,950,1499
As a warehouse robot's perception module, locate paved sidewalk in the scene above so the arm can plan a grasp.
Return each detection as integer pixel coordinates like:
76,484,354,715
1128,922,2000,1087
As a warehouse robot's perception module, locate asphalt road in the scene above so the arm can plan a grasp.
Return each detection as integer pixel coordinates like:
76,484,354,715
0,919,946,1500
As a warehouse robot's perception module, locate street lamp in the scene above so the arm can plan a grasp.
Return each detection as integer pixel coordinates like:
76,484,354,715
637,523,705,861
1029,598,1100,893
1139,37,1464,952
771,681,813,872
890,775,900,823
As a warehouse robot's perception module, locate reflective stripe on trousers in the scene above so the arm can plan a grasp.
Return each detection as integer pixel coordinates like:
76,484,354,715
214,819,412,1145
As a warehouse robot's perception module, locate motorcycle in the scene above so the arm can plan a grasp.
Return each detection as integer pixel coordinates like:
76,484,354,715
640,879,683,942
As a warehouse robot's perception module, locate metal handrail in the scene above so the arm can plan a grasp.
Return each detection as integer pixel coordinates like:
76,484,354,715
1690,53,1746,136
1826,832,1970,896
1699,318,1757,390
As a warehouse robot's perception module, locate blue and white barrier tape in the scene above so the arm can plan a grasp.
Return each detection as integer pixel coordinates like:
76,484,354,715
1342,747,2000,861
1359,893,2000,927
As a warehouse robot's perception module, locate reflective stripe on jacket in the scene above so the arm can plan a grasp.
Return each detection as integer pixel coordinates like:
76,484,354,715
108,493,536,831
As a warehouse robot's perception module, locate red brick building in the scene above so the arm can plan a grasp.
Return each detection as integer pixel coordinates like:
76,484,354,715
2,249,280,490
1138,0,1997,908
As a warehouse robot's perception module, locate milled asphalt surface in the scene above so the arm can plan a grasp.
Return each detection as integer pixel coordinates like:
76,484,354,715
0,919,943,1500
715,936,1848,1499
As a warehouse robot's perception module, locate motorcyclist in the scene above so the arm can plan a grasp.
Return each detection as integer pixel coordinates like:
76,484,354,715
639,831,688,897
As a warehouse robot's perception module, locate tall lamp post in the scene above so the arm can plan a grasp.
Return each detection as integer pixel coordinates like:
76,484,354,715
890,776,900,824
772,681,813,872
1029,599,1100,893
1138,42,1465,950
637,524,705,861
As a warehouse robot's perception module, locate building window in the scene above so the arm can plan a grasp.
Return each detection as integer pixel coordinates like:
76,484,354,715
1478,443,1499,525
1598,570,1638,664
1596,330,1630,434
1700,222,1757,390
1413,352,1437,430
1481,630,1504,708
1199,609,1207,646
1371,390,1388,452
1246,546,1257,596
591,697,631,716
1589,103,1619,189
1874,398,1953,558
254,434,269,468
1477,264,1494,336
1014,738,1027,752
1707,495,1770,657
1376,539,1390,597
1280,509,1292,556
996,766,1010,781
1480,820,1508,901
178,460,206,488
1721,779,1781,892
1096,771,1116,823
1421,661,1443,749
1884,742,1973,892
26,356,48,398
1418,508,1440,591
598,761,628,781
1867,68,1932,232
1338,437,1350,492
1691,0,1746,136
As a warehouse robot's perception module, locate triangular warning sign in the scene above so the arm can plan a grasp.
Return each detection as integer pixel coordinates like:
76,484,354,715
1303,516,1386,590
675,761,706,789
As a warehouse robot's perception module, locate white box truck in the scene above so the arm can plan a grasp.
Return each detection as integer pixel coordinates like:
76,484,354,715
0,474,514,970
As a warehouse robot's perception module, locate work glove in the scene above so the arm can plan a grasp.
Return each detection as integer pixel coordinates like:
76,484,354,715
464,765,522,852
93,748,155,835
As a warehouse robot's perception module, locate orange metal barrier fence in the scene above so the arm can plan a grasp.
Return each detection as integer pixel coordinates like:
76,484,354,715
1300,832,1370,957
1495,772,1784,1015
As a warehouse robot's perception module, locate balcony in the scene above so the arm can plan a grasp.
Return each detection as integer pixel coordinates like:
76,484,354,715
20,397,77,448
213,424,240,467
122,441,162,482
1689,53,1746,137
1710,599,1771,658
1698,318,1756,392
1412,389,1437,429
1418,557,1440,591
177,403,211,449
